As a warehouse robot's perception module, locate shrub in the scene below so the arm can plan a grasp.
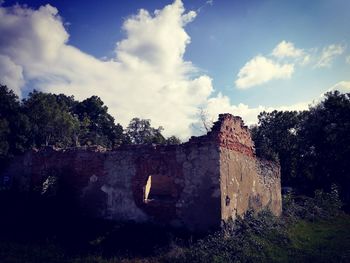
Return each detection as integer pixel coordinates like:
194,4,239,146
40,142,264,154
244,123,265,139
161,210,289,263
283,184,343,222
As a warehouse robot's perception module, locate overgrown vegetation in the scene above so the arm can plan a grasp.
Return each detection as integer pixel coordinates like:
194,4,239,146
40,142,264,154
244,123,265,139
155,186,348,263
0,187,349,262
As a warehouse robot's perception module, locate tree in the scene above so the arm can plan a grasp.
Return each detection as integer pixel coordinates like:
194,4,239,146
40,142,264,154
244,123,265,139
191,107,213,135
0,118,10,158
252,91,350,208
198,107,213,133
22,90,79,147
73,96,124,148
0,84,30,160
251,110,304,187
298,91,350,204
126,118,166,145
165,135,181,145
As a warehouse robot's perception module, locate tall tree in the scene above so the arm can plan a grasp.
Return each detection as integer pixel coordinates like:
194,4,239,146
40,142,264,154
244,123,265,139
0,84,29,160
74,96,124,148
251,110,302,187
165,135,181,145
126,118,165,145
252,91,350,208
22,90,79,147
298,91,350,202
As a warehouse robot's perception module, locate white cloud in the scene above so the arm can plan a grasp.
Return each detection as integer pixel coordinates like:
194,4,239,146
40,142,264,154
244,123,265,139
327,81,350,94
346,55,350,64
315,44,346,68
235,55,294,89
200,80,348,132
272,40,304,58
203,92,309,127
0,0,213,139
272,40,312,67
208,81,350,127
300,54,311,66
0,55,24,95
234,41,305,89
1,2,347,140
235,41,346,89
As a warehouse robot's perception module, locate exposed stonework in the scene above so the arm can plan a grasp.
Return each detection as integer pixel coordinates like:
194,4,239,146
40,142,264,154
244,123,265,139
1,114,281,232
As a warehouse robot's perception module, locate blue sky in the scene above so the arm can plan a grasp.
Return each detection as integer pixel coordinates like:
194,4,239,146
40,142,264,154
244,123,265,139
0,0,349,137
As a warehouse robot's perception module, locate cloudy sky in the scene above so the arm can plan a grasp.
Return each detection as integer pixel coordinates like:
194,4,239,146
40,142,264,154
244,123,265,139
0,0,349,138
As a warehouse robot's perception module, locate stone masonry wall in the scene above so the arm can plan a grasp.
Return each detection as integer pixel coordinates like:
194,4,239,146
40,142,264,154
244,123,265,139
4,141,221,232
2,113,281,232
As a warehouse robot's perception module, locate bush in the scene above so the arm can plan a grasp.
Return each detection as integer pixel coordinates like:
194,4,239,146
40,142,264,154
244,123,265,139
160,210,289,263
283,184,343,222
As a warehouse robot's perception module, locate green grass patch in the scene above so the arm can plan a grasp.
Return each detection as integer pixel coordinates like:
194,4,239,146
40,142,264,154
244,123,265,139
1,189,350,263
287,215,350,262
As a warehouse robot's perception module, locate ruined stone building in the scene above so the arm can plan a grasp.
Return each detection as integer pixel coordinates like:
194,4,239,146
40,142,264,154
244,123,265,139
2,114,282,232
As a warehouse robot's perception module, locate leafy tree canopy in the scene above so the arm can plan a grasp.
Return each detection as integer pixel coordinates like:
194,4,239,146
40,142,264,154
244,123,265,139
126,118,166,145
252,91,350,207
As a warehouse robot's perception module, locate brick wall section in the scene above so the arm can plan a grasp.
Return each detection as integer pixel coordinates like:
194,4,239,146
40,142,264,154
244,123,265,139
2,113,282,232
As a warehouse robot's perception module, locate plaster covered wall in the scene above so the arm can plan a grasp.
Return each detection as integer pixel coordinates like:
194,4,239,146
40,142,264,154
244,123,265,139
220,150,282,221
215,114,282,221
2,113,282,232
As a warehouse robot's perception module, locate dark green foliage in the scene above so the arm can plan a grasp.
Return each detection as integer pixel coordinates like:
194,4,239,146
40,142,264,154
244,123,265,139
0,85,30,163
298,91,350,204
251,110,303,187
23,90,80,148
160,189,346,263
126,118,166,145
169,210,288,263
165,135,181,145
0,84,176,173
0,85,128,153
252,91,350,207
73,96,125,148
283,184,343,221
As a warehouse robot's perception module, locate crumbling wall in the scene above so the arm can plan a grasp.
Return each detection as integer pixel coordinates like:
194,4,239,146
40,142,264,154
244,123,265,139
2,113,281,232
4,141,221,232
215,114,282,221
99,143,221,232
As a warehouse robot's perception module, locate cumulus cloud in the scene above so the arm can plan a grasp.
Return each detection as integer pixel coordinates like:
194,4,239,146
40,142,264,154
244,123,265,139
1,1,346,139
272,40,311,66
203,92,309,127
327,81,350,94
0,55,24,95
272,40,304,58
204,80,350,128
235,41,306,89
316,44,346,68
235,55,294,89
0,0,213,138
346,55,350,64
235,41,347,89
206,81,349,128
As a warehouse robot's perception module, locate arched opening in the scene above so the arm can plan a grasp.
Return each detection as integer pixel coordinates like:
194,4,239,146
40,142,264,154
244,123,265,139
143,174,175,203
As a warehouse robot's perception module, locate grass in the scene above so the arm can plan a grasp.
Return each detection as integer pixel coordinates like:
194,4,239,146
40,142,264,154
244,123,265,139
287,215,350,262
0,215,349,262
1,191,350,262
